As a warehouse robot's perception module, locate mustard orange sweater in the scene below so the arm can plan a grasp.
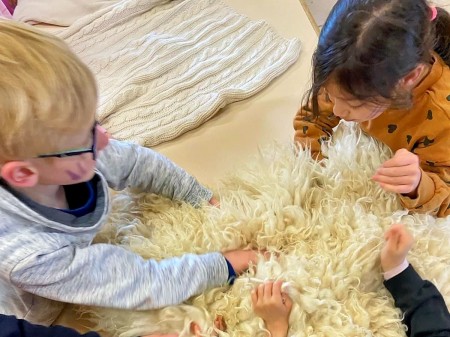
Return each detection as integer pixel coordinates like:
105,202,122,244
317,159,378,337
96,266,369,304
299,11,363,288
294,55,450,217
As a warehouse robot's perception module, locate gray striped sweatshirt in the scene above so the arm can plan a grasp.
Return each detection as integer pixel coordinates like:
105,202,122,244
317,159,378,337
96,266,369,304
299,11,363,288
0,139,228,325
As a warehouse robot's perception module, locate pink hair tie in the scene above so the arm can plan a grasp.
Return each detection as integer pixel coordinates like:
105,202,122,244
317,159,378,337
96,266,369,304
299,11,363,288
430,6,438,21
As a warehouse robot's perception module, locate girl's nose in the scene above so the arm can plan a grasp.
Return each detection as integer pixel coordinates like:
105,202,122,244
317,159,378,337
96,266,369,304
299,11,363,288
332,103,349,119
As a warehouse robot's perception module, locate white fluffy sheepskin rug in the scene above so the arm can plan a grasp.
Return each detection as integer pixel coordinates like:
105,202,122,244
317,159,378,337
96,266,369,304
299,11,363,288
79,122,450,337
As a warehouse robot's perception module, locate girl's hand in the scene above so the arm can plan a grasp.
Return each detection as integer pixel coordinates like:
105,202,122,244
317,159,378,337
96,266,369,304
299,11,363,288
372,148,421,198
251,280,292,337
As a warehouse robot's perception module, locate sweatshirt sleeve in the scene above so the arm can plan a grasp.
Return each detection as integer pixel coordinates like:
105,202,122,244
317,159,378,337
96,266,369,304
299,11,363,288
400,125,450,217
96,139,213,207
10,236,229,310
0,314,100,337
293,89,340,159
384,265,450,337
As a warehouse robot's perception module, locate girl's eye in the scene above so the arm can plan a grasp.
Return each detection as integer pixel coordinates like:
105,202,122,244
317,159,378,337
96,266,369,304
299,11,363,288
348,103,364,109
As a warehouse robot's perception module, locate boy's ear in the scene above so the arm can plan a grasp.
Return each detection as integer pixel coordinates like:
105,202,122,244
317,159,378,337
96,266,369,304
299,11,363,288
399,64,428,88
0,161,39,187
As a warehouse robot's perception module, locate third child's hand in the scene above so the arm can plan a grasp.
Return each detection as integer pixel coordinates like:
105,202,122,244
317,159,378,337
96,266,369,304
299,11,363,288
209,196,220,207
372,148,421,198
223,249,258,274
380,224,414,272
251,280,292,337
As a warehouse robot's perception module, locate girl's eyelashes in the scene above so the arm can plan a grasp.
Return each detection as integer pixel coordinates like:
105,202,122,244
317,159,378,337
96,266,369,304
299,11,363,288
348,103,364,108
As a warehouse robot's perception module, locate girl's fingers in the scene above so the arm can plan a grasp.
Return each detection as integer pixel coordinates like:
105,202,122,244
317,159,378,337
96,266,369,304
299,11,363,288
383,149,418,168
372,172,418,186
376,165,417,177
377,182,417,194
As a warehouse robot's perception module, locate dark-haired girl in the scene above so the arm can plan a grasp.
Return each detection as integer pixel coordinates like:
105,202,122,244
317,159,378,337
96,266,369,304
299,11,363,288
294,0,450,217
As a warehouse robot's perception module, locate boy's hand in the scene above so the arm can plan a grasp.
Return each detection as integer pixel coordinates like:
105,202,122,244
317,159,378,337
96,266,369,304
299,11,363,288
381,224,414,272
372,149,421,198
223,250,258,274
251,280,292,337
142,334,178,337
209,196,220,207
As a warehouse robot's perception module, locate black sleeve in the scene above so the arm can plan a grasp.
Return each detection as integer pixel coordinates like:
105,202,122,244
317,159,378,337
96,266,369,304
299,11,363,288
0,314,101,337
384,265,450,337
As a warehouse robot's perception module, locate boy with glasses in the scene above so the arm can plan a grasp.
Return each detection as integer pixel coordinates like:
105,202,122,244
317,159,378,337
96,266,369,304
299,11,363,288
0,20,258,326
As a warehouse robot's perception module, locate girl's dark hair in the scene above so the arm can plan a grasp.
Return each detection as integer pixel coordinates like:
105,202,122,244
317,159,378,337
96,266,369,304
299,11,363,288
305,0,450,115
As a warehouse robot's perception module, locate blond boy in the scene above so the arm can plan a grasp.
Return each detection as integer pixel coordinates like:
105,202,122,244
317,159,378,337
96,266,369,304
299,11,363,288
0,20,257,325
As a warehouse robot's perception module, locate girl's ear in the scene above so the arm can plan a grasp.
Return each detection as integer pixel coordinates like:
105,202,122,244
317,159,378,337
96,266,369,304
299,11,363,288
398,63,429,89
0,161,39,187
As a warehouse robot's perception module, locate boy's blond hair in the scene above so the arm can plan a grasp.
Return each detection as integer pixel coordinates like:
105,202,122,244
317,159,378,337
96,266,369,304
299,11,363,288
0,20,98,163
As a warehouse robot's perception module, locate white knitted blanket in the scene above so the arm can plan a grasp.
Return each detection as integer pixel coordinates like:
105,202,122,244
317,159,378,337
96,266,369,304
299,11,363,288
55,0,301,146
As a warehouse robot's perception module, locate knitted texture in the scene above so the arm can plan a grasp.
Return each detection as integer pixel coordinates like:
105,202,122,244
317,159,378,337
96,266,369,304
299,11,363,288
56,0,302,146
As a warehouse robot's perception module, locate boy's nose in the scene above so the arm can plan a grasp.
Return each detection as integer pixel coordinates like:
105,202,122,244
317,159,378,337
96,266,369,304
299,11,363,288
96,124,110,152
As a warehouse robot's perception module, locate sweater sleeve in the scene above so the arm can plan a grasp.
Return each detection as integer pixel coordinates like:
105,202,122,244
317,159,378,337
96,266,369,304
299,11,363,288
10,236,229,310
293,89,340,159
0,314,100,337
96,139,213,207
384,265,450,337
400,124,450,217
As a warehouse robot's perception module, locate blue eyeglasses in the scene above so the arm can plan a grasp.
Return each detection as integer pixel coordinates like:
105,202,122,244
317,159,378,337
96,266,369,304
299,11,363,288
36,122,98,160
